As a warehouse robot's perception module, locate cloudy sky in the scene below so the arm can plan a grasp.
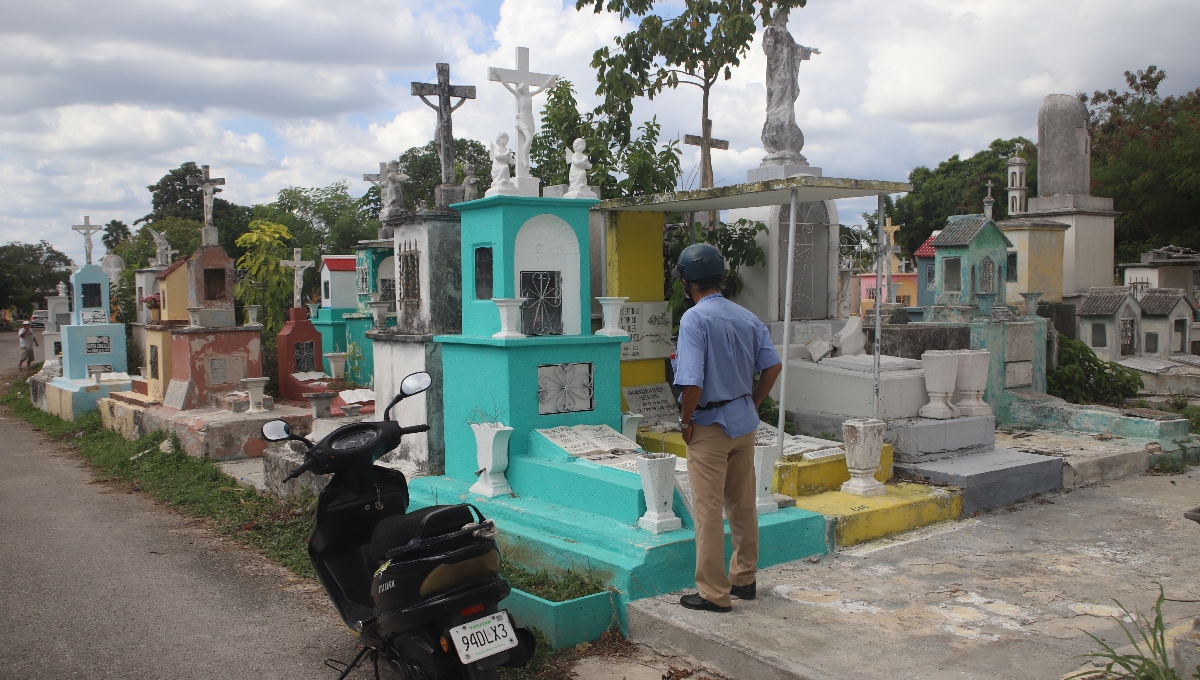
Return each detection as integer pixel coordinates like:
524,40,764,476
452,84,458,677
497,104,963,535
2,0,1197,265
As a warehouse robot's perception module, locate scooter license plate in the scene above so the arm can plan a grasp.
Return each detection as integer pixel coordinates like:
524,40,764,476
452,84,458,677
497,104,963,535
449,611,519,664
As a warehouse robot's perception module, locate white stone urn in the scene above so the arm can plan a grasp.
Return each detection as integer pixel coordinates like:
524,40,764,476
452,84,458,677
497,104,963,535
491,298,527,339
636,453,682,533
324,352,348,380
753,444,781,514
341,403,363,417
621,412,643,442
244,305,262,327
307,302,321,321
304,391,336,419
1021,292,1043,318
186,306,203,327
954,349,993,416
840,418,887,497
367,300,391,329
469,422,514,497
595,296,630,337
241,377,270,413
918,350,961,420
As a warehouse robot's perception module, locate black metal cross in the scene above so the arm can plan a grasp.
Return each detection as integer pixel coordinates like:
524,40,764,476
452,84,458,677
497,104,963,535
412,64,476,185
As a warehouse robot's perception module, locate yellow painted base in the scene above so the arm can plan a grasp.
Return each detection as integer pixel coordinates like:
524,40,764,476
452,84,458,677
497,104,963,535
776,445,893,498
636,429,686,457
792,482,962,547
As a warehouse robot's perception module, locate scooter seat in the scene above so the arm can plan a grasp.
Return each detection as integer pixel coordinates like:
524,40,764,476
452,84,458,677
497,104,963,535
368,504,475,563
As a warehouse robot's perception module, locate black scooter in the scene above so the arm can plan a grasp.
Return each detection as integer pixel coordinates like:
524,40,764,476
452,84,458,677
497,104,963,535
261,371,535,679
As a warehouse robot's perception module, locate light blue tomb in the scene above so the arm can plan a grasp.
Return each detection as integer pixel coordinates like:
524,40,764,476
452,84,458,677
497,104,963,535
53,264,131,416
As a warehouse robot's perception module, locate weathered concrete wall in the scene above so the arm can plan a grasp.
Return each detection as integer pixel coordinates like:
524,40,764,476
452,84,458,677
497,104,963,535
865,324,971,360
369,334,443,473
1002,389,1191,443
1038,301,1076,341
263,440,331,496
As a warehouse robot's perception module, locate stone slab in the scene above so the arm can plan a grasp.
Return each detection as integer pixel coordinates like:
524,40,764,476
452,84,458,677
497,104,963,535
1004,322,1035,361
889,416,996,463
775,445,893,498
1060,446,1150,488
790,482,962,547
819,354,921,372
779,360,927,420
894,448,1062,514
864,324,971,361
1005,361,1034,387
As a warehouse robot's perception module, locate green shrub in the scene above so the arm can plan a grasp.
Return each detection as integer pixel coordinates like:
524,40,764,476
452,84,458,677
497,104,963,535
1048,335,1143,404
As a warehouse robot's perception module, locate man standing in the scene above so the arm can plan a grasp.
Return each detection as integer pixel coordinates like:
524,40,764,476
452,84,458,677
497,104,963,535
672,243,782,613
18,320,39,370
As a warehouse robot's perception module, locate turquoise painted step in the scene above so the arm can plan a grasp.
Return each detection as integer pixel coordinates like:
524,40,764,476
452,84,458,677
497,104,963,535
502,589,619,650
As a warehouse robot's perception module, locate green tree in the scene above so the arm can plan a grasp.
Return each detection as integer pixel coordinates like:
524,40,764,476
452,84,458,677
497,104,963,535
137,162,253,257
0,241,73,314
1087,66,1200,263
101,219,132,251
530,79,681,198
234,220,294,335
891,137,1035,257
398,138,491,211
579,0,806,186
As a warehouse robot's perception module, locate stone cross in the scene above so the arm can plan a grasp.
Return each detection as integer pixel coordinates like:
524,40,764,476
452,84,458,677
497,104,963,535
187,164,225,245
363,162,386,188
72,216,102,265
881,217,902,273
489,47,557,179
412,64,476,186
280,248,315,309
684,118,729,190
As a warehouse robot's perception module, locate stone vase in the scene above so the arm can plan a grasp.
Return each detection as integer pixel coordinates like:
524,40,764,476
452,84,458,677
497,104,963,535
307,302,321,321
469,422,514,497
753,445,781,514
595,297,630,337
918,350,961,420
241,377,270,413
636,454,682,533
324,352,348,380
367,300,391,329
953,350,993,417
621,412,643,443
186,306,203,327
244,305,262,327
341,403,363,418
491,298,527,339
840,418,887,497
1021,292,1043,318
304,391,336,419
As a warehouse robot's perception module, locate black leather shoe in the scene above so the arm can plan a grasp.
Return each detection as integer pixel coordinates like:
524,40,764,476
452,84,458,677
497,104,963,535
679,593,732,612
731,582,757,600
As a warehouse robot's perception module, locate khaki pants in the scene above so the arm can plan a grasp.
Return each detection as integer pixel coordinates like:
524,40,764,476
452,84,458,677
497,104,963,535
686,423,758,607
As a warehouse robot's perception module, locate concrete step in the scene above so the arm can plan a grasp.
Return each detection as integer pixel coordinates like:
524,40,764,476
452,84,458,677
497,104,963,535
1060,447,1149,488
790,482,961,547
889,415,996,463
894,448,1062,514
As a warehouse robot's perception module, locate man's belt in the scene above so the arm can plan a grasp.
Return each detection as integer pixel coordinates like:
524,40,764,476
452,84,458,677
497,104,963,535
694,395,749,412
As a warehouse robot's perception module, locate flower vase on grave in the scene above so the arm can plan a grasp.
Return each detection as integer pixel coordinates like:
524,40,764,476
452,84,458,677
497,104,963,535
305,392,336,419
368,300,391,329
244,305,262,328
1021,292,1043,318
186,307,203,328
324,352,348,380
469,422,513,497
307,302,320,321
840,418,887,497
241,377,270,413
753,444,781,514
491,299,526,339
636,453,682,533
953,350,993,416
595,297,629,337
341,403,363,418
918,350,961,420
621,412,643,442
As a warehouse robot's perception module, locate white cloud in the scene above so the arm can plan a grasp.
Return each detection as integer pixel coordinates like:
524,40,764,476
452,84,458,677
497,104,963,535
0,0,1197,265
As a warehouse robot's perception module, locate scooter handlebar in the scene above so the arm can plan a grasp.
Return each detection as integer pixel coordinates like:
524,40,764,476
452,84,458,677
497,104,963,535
283,458,318,482
398,424,430,436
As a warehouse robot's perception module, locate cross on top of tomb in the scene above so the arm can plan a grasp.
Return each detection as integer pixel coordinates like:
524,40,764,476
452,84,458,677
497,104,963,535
684,118,729,190
187,165,225,245
412,64,476,186
73,216,102,265
363,162,386,187
280,247,315,309
489,47,557,179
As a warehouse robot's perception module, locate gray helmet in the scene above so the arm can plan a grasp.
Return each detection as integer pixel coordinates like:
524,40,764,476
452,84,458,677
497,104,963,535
672,243,725,281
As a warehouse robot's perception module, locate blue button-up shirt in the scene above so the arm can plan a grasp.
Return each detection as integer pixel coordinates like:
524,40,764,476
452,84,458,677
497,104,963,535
673,293,782,438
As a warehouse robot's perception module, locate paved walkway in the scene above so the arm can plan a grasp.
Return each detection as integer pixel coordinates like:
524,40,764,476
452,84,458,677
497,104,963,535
0,335,370,679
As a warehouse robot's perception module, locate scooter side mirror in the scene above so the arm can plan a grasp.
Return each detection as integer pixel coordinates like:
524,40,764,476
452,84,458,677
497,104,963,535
400,371,432,398
262,420,292,442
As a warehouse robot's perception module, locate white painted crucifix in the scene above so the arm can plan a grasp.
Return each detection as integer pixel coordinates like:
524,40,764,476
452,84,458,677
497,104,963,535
280,248,315,309
489,47,557,182
73,216,102,265
187,164,225,245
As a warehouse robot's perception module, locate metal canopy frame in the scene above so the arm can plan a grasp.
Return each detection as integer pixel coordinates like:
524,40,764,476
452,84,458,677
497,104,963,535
592,174,912,461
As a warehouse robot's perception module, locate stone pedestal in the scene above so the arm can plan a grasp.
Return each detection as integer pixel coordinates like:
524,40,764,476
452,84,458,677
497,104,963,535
241,377,269,413
341,403,362,417
840,418,887,497
304,392,336,419
1021,292,1043,318
918,351,961,420
753,445,781,514
324,352,348,380
595,297,629,337
636,454,682,533
368,300,391,329
954,350,993,417
469,422,513,497
244,305,261,327
491,298,526,339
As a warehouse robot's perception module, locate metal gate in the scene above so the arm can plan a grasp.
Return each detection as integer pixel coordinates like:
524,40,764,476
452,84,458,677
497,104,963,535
777,201,829,320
